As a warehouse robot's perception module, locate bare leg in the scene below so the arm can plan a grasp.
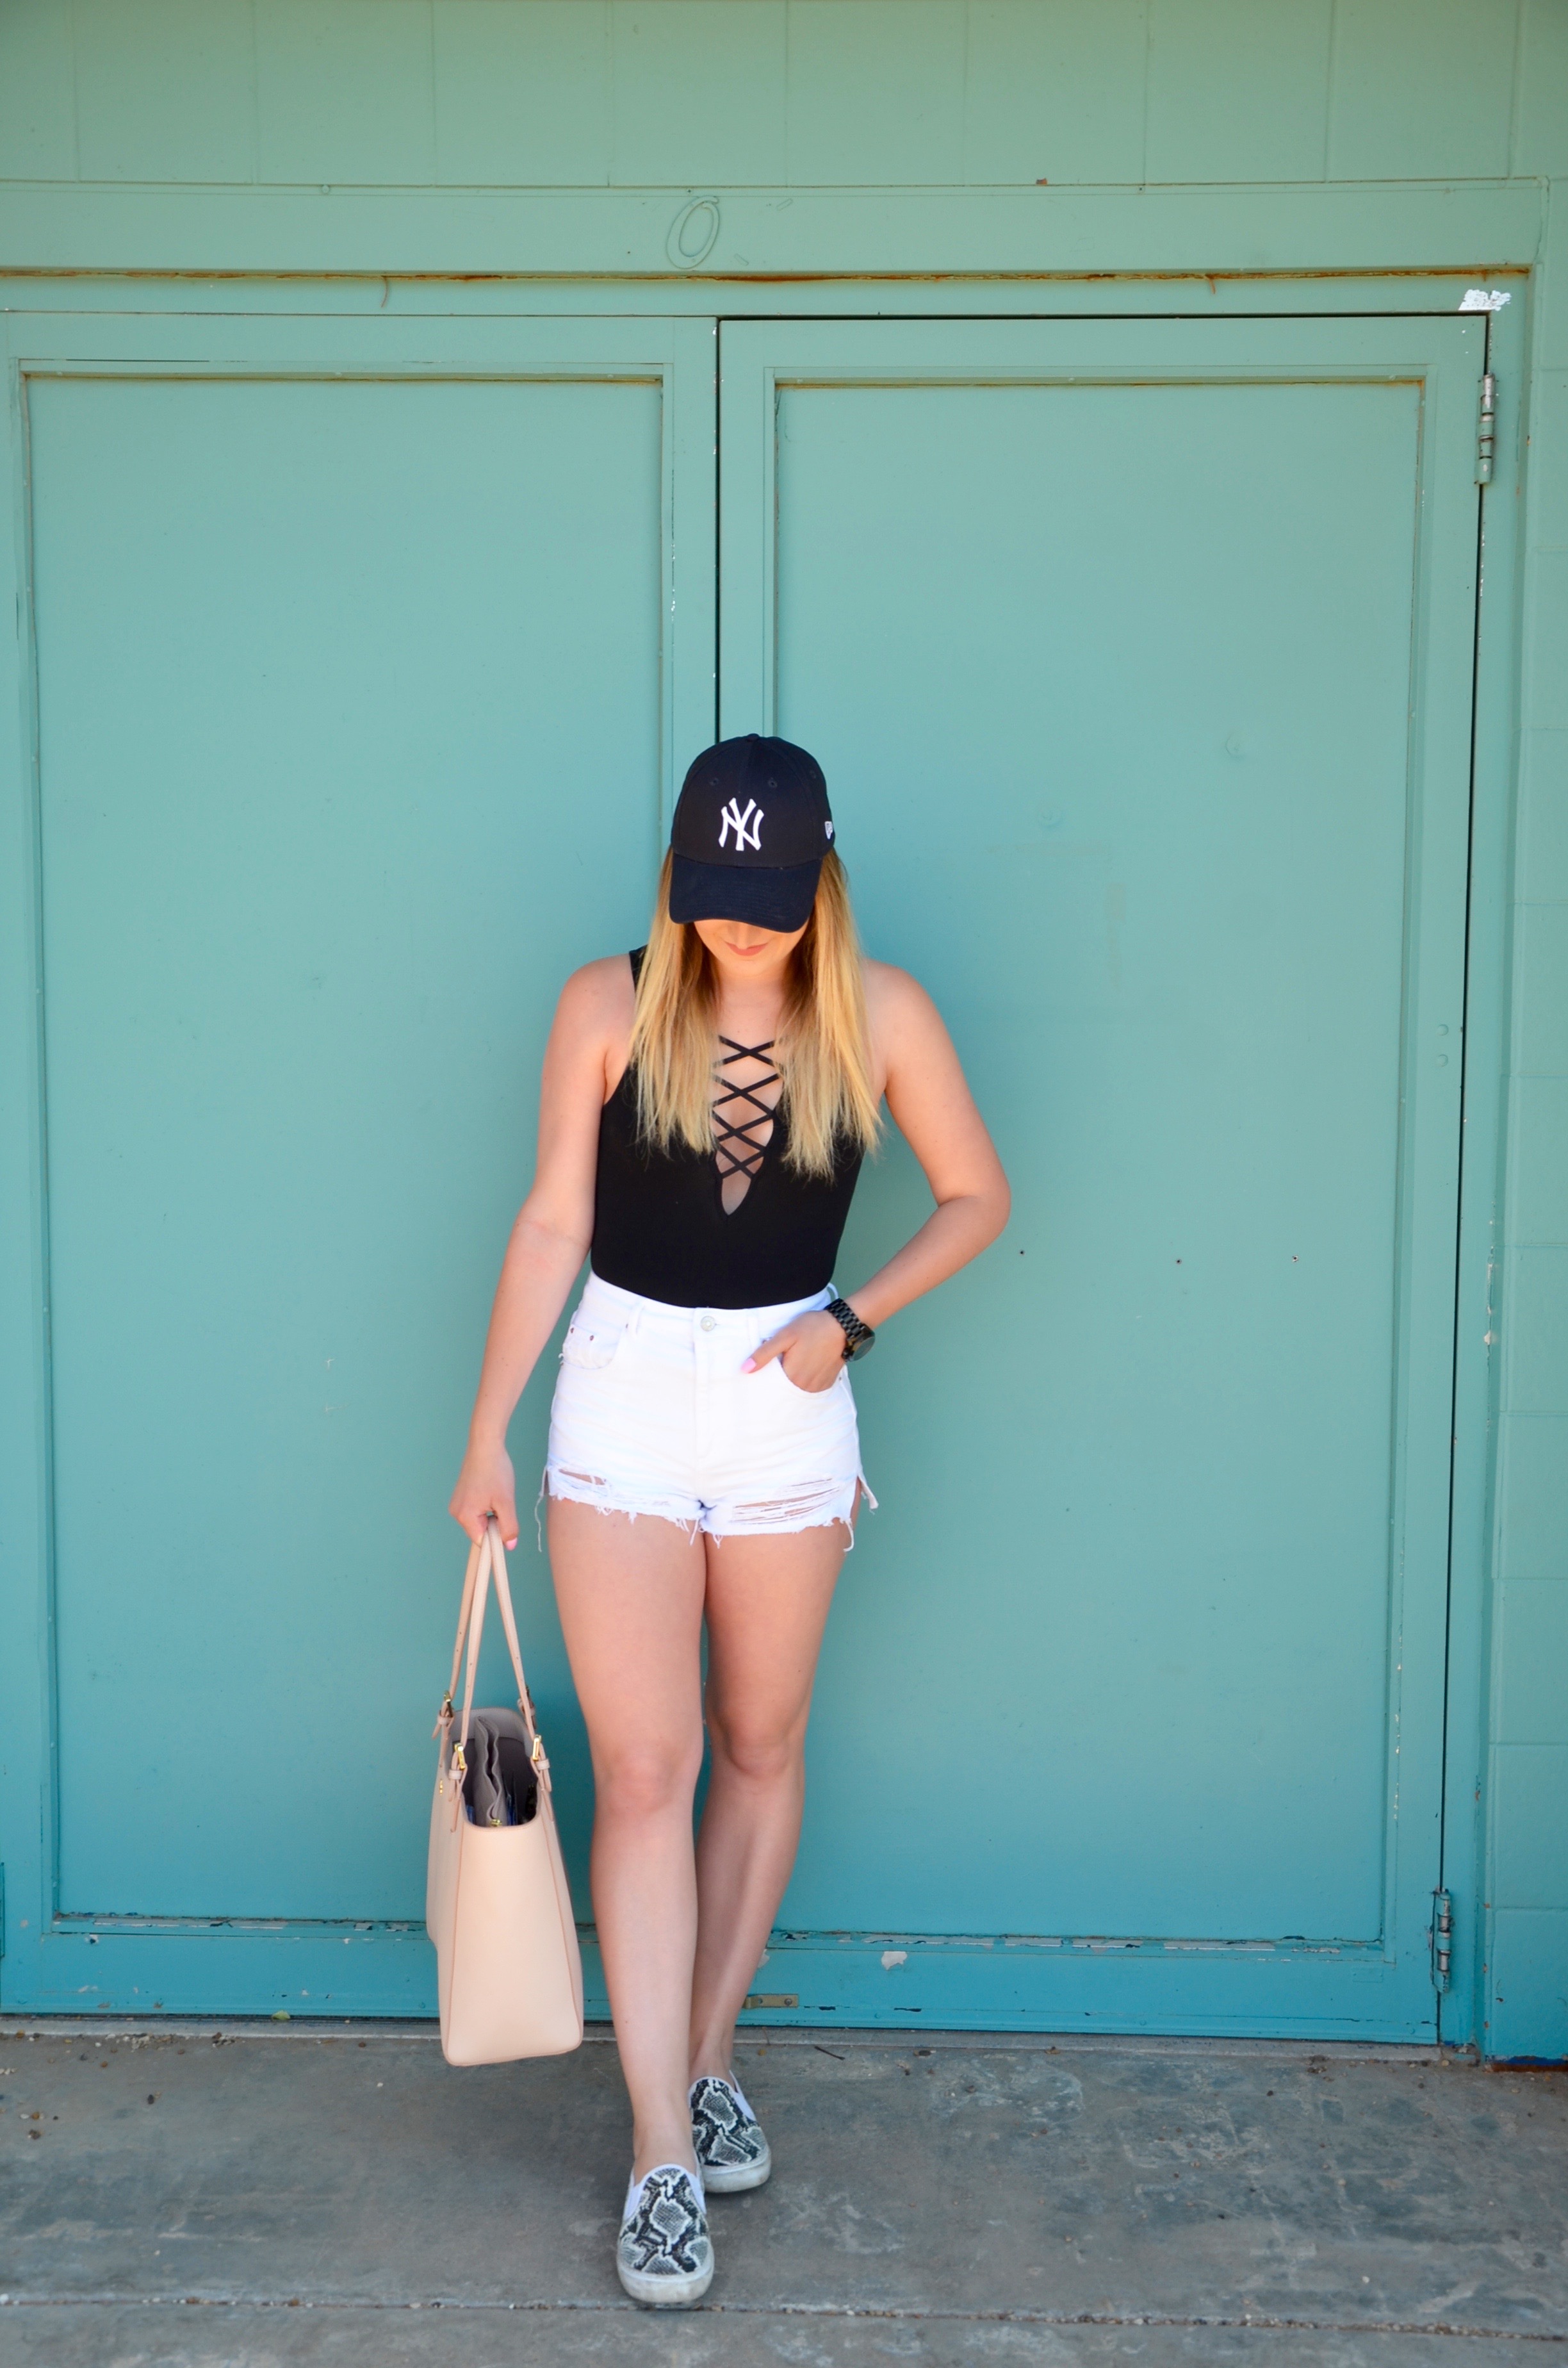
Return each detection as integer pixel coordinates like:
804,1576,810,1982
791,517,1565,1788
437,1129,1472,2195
688,1516,849,2082
548,1498,707,2181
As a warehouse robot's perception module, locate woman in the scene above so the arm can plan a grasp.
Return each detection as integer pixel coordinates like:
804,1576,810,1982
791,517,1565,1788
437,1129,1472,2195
450,736,1009,2308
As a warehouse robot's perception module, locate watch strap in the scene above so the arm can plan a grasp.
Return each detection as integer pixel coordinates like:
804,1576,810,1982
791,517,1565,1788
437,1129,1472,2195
824,1296,875,1359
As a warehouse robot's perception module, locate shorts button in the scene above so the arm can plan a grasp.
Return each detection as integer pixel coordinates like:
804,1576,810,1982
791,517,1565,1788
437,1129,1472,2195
699,1313,717,1331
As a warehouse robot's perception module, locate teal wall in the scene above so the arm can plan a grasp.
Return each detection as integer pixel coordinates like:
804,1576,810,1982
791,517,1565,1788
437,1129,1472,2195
2,0,1565,2057
0,0,1562,193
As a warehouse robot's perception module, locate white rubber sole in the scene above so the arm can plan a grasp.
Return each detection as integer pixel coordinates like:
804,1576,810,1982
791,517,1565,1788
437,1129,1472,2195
616,2254,715,2308
699,2137,772,2194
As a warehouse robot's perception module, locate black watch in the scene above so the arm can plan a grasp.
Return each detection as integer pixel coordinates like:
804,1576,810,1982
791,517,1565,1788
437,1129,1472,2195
824,1297,876,1360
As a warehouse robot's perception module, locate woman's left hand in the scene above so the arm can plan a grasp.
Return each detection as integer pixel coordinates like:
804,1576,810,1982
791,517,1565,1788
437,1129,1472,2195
744,1310,848,1394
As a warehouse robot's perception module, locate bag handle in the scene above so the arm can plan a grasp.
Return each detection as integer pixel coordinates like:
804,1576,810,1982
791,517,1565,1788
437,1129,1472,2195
436,1531,486,1737
438,1520,551,1827
486,1524,541,1740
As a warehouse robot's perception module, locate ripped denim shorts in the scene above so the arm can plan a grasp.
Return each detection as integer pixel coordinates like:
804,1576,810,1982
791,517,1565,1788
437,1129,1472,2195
544,1271,876,1543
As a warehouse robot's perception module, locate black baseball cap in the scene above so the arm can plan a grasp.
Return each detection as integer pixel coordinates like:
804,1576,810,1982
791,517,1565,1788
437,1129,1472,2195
669,735,834,932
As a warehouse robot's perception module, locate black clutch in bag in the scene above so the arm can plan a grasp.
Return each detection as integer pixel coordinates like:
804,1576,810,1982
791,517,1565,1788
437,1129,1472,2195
459,1708,541,1829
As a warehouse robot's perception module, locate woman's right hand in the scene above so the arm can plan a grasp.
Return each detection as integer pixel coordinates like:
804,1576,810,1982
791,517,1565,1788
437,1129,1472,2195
449,1442,519,1552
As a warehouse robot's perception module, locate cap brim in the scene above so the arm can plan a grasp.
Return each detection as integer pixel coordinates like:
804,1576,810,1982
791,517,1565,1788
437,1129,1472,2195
669,855,822,932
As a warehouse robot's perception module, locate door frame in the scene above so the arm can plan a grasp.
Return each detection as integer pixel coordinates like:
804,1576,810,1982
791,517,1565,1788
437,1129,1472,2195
0,276,1524,2048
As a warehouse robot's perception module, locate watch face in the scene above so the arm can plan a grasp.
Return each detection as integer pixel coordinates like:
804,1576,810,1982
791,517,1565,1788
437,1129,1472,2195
846,1332,874,1360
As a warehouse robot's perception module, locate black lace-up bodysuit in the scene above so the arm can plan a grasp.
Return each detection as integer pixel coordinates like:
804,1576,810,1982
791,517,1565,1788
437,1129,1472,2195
589,949,865,1309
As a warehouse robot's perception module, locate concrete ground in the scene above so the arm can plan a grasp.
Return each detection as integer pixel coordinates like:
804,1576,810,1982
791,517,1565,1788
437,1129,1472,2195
0,2023,1564,2367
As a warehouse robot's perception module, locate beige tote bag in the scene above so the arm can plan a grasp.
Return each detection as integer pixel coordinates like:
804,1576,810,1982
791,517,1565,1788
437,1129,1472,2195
426,1518,584,2065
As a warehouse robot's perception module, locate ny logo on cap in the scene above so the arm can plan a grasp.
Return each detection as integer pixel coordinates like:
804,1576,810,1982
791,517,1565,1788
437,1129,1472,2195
719,797,764,852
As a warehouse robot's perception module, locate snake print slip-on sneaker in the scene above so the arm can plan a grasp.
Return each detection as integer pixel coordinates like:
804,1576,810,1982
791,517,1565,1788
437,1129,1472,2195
616,2163,714,2307
689,2073,773,2193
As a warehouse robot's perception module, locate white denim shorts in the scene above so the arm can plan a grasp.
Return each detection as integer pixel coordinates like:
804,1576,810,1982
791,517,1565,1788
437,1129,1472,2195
544,1272,876,1542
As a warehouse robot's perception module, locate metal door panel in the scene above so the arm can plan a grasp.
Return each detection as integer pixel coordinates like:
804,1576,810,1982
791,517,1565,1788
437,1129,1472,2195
3,311,714,2012
721,317,1481,2035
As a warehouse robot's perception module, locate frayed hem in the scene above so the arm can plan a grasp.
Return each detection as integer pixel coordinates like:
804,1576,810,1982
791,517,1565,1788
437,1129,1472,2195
544,1469,705,1542
543,1467,878,1547
708,1472,878,1547
706,1509,851,1546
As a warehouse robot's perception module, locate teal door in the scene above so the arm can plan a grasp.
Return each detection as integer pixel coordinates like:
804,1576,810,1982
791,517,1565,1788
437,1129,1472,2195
0,310,714,2014
720,317,1482,2038
1,304,1482,2039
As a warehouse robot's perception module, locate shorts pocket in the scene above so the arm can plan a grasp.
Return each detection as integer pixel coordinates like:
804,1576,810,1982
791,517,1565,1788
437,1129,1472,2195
560,1315,626,1371
767,1354,844,1401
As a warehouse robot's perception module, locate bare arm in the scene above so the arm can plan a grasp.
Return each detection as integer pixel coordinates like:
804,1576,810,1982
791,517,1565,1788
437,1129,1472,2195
448,957,632,1545
748,964,1010,1390
845,963,1011,1328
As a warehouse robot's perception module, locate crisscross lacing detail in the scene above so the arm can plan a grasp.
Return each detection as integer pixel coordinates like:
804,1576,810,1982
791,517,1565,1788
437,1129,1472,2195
713,1035,780,1194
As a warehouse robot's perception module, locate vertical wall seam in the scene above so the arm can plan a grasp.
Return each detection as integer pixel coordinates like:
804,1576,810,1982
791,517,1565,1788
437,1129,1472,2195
601,0,612,190
783,0,794,190
960,0,973,187
1506,0,1527,183
1325,0,1343,183
607,0,618,191
1139,0,1151,186
426,0,439,186
65,0,81,183
1314,0,1332,183
247,0,260,187
711,319,721,747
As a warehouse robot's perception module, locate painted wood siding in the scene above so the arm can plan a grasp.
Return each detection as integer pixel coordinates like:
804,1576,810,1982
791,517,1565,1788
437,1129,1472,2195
0,0,1556,190
1,0,1566,2055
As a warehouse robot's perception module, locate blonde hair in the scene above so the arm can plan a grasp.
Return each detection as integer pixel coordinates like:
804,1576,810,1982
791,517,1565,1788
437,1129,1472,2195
629,847,880,1178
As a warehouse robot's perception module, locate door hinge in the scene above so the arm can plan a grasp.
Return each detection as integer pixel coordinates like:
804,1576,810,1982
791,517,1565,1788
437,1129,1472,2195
1430,1888,1453,1992
1476,375,1497,485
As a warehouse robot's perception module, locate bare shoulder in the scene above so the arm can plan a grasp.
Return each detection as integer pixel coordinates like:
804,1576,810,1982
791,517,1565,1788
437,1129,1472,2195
554,951,637,1042
862,958,949,1048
